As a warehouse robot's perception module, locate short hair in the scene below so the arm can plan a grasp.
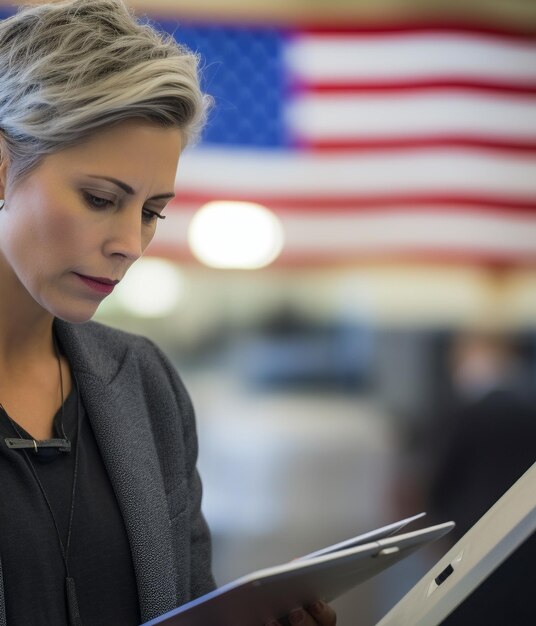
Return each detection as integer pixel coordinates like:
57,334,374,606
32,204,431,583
0,0,209,189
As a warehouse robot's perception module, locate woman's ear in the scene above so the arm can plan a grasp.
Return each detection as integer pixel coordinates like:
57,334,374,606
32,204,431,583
0,137,9,201
0,161,7,194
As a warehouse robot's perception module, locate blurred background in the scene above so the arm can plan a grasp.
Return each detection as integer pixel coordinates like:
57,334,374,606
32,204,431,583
2,0,536,623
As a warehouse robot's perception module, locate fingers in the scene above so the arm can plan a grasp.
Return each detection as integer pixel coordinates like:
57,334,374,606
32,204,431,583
306,601,337,625
266,601,337,626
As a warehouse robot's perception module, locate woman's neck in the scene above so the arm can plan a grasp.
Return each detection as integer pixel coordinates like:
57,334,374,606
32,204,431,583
0,268,55,369
0,260,72,439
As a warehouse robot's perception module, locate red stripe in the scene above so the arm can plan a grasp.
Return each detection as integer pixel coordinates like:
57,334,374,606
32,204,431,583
148,242,536,268
294,136,536,154
297,23,536,42
149,16,536,39
292,79,536,96
277,248,536,267
172,192,536,213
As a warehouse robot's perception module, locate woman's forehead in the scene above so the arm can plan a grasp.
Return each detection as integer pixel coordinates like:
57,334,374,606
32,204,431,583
42,121,182,181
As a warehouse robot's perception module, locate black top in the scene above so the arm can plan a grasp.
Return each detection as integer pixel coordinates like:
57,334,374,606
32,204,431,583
0,382,140,625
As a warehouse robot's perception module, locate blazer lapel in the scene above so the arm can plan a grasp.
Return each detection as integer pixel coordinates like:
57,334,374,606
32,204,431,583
54,319,177,623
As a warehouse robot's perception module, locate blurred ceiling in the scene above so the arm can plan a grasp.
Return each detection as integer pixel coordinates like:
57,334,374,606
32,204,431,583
132,0,536,31
1,0,535,29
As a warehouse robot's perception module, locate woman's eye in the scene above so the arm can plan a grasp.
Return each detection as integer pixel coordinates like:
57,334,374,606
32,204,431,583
142,208,166,224
84,192,113,209
83,192,165,224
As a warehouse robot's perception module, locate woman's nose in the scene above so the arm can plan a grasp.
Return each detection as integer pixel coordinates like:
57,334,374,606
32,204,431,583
103,207,144,261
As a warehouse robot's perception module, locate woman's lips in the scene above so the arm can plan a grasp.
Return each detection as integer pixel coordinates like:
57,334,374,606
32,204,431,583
75,273,118,295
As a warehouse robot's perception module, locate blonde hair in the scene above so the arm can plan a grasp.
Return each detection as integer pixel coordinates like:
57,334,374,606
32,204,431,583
0,0,209,188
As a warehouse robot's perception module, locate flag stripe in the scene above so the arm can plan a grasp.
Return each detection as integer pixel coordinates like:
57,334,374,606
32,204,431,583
286,92,536,141
285,34,536,83
299,137,536,153
177,149,536,198
148,248,536,267
279,213,536,255
149,244,536,267
171,193,536,213
299,24,536,41
152,209,536,264
299,79,536,95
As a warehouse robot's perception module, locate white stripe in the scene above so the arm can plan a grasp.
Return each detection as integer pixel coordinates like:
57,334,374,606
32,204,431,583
287,92,536,140
280,212,536,255
154,209,536,258
153,210,536,258
285,34,536,83
177,147,536,197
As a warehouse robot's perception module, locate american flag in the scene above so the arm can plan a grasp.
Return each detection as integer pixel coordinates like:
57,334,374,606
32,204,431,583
2,4,534,266
149,20,536,267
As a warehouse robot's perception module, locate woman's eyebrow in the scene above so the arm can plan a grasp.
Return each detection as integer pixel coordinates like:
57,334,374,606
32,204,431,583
86,174,175,200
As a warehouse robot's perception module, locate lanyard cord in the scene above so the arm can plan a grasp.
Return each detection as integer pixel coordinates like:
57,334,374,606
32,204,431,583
7,386,83,625
0,333,83,626
7,387,81,577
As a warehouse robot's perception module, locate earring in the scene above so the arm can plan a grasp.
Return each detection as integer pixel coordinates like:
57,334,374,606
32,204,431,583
0,199,4,210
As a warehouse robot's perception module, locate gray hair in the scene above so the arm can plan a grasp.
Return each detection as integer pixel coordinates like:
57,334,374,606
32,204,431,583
0,0,209,189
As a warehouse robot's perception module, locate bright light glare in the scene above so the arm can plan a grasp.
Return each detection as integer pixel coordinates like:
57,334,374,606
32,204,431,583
114,257,184,318
188,201,284,269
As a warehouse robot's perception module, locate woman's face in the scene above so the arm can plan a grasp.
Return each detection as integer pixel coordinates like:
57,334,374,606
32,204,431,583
0,119,182,323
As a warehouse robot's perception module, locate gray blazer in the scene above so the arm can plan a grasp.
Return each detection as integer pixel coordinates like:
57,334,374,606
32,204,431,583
0,318,215,625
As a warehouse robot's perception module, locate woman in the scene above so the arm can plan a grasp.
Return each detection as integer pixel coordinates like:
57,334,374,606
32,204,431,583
0,1,337,625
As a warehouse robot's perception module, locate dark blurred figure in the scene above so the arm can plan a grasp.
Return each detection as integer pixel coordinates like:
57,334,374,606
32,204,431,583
426,330,536,625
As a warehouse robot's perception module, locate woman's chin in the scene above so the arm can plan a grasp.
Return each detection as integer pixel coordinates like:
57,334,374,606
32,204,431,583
51,302,100,324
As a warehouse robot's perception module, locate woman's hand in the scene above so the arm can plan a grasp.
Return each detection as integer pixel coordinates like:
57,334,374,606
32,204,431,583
266,601,337,626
